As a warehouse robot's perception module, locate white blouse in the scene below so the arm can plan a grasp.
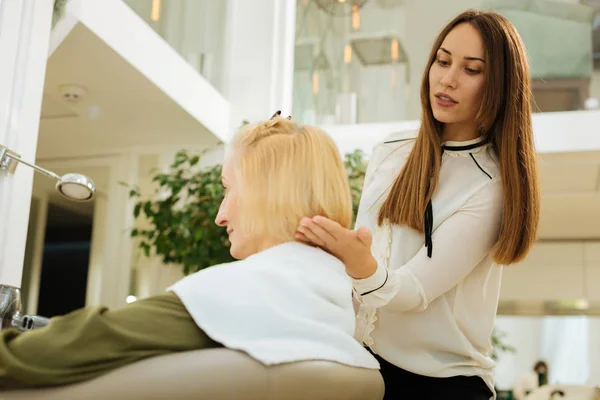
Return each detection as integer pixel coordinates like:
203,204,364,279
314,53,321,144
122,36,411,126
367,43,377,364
168,242,379,370
353,130,503,396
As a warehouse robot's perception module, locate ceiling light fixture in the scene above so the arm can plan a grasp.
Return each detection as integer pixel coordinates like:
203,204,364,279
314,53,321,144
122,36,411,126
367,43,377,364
151,0,161,21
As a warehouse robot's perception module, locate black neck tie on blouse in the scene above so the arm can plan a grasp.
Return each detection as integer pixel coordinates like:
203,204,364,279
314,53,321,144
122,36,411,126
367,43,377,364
423,140,488,258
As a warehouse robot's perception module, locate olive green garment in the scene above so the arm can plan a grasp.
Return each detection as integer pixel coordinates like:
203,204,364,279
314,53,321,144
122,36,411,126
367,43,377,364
0,292,221,389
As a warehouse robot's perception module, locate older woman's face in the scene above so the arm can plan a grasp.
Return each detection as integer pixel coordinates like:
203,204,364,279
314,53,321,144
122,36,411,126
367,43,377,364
216,155,250,259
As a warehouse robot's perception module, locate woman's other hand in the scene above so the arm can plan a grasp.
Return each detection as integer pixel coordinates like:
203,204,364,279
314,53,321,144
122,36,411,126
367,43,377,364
295,216,378,279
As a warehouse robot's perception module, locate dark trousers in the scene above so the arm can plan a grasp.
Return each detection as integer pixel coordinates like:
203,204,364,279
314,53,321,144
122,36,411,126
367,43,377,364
373,352,493,400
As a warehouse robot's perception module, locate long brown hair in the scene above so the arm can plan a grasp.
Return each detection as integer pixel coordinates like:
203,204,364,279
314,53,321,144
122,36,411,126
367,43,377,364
377,10,540,265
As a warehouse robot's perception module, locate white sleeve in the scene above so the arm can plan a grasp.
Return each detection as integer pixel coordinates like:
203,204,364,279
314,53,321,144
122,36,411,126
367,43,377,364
352,180,503,313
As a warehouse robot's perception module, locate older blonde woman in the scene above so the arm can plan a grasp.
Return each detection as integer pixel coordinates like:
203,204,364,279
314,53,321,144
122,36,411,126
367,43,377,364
0,114,378,389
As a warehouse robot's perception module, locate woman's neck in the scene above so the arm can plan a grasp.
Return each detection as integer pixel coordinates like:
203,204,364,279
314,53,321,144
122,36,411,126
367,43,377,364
257,238,286,254
440,121,479,143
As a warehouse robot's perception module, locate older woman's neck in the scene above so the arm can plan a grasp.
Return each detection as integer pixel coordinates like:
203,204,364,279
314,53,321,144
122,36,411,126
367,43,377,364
257,238,287,254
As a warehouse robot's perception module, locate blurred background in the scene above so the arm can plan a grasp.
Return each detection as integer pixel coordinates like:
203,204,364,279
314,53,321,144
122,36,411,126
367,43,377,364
1,0,600,397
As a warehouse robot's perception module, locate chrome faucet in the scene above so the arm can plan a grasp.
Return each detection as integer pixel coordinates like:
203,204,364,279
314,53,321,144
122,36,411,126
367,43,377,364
0,285,49,332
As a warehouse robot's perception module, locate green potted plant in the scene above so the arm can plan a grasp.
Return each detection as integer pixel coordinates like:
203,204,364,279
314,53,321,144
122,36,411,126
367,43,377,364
128,149,234,275
491,327,516,361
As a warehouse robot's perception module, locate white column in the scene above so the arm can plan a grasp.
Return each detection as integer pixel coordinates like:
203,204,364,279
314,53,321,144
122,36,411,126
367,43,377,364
222,0,296,134
86,192,107,306
103,155,136,308
86,156,136,308
24,194,48,315
0,0,53,286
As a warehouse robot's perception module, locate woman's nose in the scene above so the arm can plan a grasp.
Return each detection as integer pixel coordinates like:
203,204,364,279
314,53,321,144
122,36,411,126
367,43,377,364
440,68,458,89
215,203,227,226
215,211,227,227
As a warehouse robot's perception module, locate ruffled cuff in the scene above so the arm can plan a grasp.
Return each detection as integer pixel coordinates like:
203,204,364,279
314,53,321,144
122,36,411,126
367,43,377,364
354,304,378,347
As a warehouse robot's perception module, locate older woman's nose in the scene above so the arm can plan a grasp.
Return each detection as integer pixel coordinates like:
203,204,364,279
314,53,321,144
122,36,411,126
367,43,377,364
215,204,227,227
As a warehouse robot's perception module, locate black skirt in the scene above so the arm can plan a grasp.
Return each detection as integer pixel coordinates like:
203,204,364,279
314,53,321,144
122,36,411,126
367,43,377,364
372,351,493,400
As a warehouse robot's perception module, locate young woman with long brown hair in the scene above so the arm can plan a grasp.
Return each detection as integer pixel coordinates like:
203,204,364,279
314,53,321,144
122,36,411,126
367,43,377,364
296,9,540,400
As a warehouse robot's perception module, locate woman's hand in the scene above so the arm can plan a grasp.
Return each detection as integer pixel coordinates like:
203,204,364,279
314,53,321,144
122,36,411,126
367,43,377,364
295,216,378,279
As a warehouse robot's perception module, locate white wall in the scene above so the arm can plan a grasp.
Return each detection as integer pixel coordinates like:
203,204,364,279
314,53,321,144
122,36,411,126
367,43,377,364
500,241,600,303
0,1,53,286
222,0,296,133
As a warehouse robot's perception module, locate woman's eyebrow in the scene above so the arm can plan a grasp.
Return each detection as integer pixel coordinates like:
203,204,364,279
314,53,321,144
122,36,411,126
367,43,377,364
439,47,485,63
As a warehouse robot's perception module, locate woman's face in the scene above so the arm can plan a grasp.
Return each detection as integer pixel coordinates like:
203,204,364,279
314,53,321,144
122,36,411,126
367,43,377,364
429,23,487,128
215,155,256,260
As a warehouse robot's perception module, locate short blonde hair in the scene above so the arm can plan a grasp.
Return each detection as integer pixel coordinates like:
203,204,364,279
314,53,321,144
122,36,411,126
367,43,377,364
228,117,352,241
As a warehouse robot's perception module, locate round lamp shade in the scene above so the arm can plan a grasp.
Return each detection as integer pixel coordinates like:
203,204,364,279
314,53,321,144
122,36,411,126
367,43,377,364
55,173,96,202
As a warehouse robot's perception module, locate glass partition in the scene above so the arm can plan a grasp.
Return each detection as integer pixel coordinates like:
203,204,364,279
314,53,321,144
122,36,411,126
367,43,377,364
294,0,409,125
123,0,227,93
293,0,600,124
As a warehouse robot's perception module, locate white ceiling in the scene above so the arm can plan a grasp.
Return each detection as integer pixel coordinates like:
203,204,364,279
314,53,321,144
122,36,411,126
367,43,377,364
37,23,221,160
33,23,222,217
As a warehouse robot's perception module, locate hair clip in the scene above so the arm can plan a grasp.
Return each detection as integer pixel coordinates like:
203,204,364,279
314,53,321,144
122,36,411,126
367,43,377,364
271,110,282,119
286,115,292,120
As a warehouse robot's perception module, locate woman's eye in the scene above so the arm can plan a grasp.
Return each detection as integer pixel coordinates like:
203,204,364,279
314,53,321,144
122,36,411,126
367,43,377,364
437,59,449,66
465,68,480,75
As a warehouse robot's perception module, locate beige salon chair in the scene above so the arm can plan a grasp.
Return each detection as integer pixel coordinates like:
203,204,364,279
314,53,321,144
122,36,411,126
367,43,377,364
2,348,385,400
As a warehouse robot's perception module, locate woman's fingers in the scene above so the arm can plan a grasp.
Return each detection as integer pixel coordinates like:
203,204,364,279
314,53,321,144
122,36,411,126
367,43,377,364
312,216,344,237
298,224,327,247
356,226,373,248
299,219,337,249
294,232,312,245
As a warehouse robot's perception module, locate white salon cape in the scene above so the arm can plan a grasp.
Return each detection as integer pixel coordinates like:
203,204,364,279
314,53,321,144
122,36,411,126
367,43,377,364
168,242,379,370
352,130,504,398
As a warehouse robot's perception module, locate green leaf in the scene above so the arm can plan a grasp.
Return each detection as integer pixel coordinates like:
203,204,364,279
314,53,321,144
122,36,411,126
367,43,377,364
143,201,153,217
141,242,151,257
